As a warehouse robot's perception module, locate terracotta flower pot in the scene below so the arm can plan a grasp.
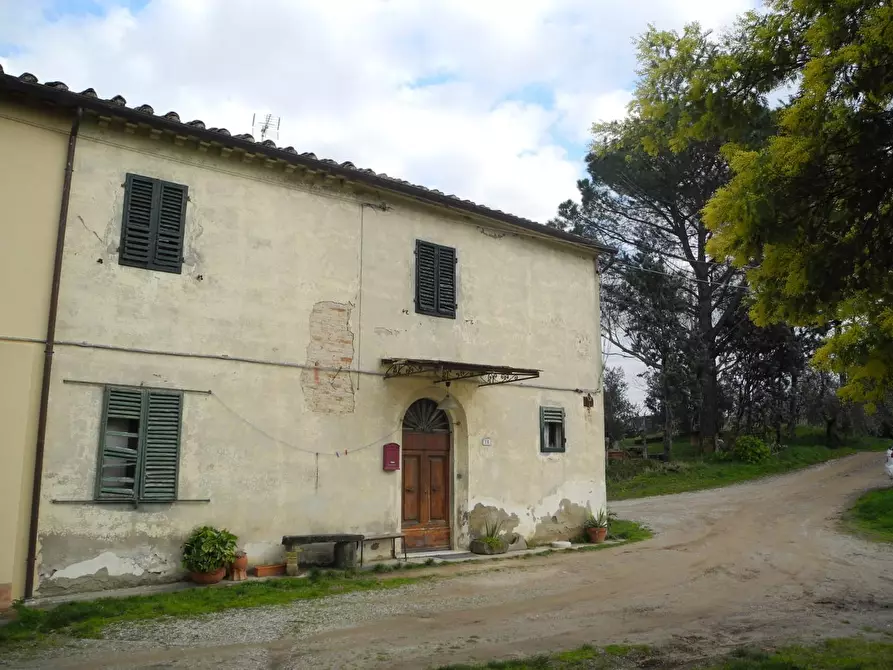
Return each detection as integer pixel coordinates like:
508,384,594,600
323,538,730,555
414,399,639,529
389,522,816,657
190,567,226,584
232,554,248,571
586,527,608,543
254,563,287,578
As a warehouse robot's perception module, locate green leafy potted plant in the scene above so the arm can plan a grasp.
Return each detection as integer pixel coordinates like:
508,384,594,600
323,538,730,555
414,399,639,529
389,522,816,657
182,526,238,584
583,509,609,543
470,518,508,555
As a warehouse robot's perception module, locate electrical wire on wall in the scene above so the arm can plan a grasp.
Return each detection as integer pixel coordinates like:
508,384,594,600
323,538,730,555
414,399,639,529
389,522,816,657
213,392,404,492
213,392,401,458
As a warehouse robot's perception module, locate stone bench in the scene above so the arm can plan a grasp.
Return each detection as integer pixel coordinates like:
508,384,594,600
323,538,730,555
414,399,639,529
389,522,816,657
281,534,365,570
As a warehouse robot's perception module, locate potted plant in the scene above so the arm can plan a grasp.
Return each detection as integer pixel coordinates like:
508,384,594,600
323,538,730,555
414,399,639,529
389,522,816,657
470,518,508,555
182,526,238,584
583,509,609,543
229,549,249,581
231,549,248,572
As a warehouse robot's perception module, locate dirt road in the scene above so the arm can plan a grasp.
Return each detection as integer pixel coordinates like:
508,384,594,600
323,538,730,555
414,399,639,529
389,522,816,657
10,452,893,669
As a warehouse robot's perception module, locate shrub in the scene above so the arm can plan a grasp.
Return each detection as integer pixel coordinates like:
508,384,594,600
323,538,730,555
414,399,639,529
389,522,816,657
583,509,609,529
181,526,238,574
732,435,771,464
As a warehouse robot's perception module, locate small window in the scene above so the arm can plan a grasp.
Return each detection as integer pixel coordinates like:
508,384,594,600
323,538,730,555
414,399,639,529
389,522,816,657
96,387,183,502
540,406,566,453
415,239,457,318
119,173,188,274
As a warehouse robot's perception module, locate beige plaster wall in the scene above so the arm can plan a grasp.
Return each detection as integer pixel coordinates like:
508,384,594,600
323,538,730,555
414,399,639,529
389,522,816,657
35,121,605,594
0,102,69,606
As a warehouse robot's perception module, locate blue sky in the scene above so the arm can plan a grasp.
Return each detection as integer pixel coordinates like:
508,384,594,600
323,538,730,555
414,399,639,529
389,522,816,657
0,0,757,403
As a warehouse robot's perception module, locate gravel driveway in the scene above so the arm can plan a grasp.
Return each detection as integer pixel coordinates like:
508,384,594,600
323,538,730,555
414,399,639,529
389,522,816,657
6,452,893,669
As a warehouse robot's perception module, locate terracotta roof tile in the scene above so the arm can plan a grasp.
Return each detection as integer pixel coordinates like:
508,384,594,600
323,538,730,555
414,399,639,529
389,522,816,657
0,69,614,254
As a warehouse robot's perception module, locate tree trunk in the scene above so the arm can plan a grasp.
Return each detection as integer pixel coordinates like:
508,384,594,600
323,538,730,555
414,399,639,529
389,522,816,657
662,372,673,462
696,282,718,453
787,369,799,440
734,381,746,435
825,417,838,448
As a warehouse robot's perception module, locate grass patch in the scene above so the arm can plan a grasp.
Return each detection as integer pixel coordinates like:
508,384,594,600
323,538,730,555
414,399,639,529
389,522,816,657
438,643,654,668
440,639,893,669
845,487,893,543
556,645,600,662
609,437,888,501
710,638,893,669
606,519,652,543
0,570,423,649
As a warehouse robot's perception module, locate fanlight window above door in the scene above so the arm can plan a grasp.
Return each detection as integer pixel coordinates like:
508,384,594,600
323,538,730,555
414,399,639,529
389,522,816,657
403,399,451,433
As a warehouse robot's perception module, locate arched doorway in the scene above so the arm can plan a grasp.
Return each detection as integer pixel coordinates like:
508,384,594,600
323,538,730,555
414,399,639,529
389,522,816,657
401,399,451,550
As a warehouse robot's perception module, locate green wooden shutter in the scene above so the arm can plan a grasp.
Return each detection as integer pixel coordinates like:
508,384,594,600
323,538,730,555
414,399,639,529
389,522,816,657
120,174,187,274
540,407,566,453
120,175,156,268
152,182,187,273
416,240,437,314
436,245,457,318
96,387,144,500
140,391,182,501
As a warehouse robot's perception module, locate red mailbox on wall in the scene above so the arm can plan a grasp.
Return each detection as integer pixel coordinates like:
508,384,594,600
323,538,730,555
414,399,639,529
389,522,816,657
383,442,400,471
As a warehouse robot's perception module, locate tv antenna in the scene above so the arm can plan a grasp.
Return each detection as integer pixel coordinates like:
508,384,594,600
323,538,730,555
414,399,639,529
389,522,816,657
251,113,281,142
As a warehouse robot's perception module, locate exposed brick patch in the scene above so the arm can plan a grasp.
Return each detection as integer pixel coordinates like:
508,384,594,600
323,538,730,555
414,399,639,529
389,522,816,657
301,301,355,414
0,582,11,612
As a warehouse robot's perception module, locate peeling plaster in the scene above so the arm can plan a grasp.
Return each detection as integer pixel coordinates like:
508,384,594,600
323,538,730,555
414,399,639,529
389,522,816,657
52,551,147,580
470,479,604,543
301,301,356,414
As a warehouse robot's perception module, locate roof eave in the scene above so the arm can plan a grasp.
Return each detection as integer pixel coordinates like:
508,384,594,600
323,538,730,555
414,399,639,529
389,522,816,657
0,74,617,256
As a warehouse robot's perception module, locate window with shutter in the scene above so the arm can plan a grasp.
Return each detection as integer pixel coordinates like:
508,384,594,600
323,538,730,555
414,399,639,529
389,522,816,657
120,174,188,274
95,387,183,502
415,239,457,318
96,388,143,500
140,391,182,501
540,406,566,453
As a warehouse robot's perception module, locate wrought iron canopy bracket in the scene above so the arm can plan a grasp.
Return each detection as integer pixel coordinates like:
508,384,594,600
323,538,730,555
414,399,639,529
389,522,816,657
382,358,540,387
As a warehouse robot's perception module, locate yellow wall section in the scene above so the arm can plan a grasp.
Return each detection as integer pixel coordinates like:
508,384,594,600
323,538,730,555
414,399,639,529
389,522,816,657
0,102,69,607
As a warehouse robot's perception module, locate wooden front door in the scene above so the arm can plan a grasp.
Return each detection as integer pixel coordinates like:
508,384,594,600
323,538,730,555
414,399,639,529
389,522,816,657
401,400,451,550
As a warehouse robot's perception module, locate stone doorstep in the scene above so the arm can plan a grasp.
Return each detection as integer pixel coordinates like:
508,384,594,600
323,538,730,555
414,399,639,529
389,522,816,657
24,541,624,609
373,540,624,568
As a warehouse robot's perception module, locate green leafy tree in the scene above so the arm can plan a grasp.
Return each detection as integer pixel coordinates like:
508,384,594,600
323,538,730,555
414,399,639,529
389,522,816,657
599,248,694,459
603,366,637,448
552,26,751,450
636,3,893,407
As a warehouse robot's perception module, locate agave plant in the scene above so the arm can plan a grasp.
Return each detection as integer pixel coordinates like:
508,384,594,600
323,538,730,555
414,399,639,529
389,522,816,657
480,517,505,549
583,509,611,529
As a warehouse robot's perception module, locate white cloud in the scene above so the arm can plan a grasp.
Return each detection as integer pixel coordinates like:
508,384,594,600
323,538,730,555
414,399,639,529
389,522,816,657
1,0,757,223
0,0,756,400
